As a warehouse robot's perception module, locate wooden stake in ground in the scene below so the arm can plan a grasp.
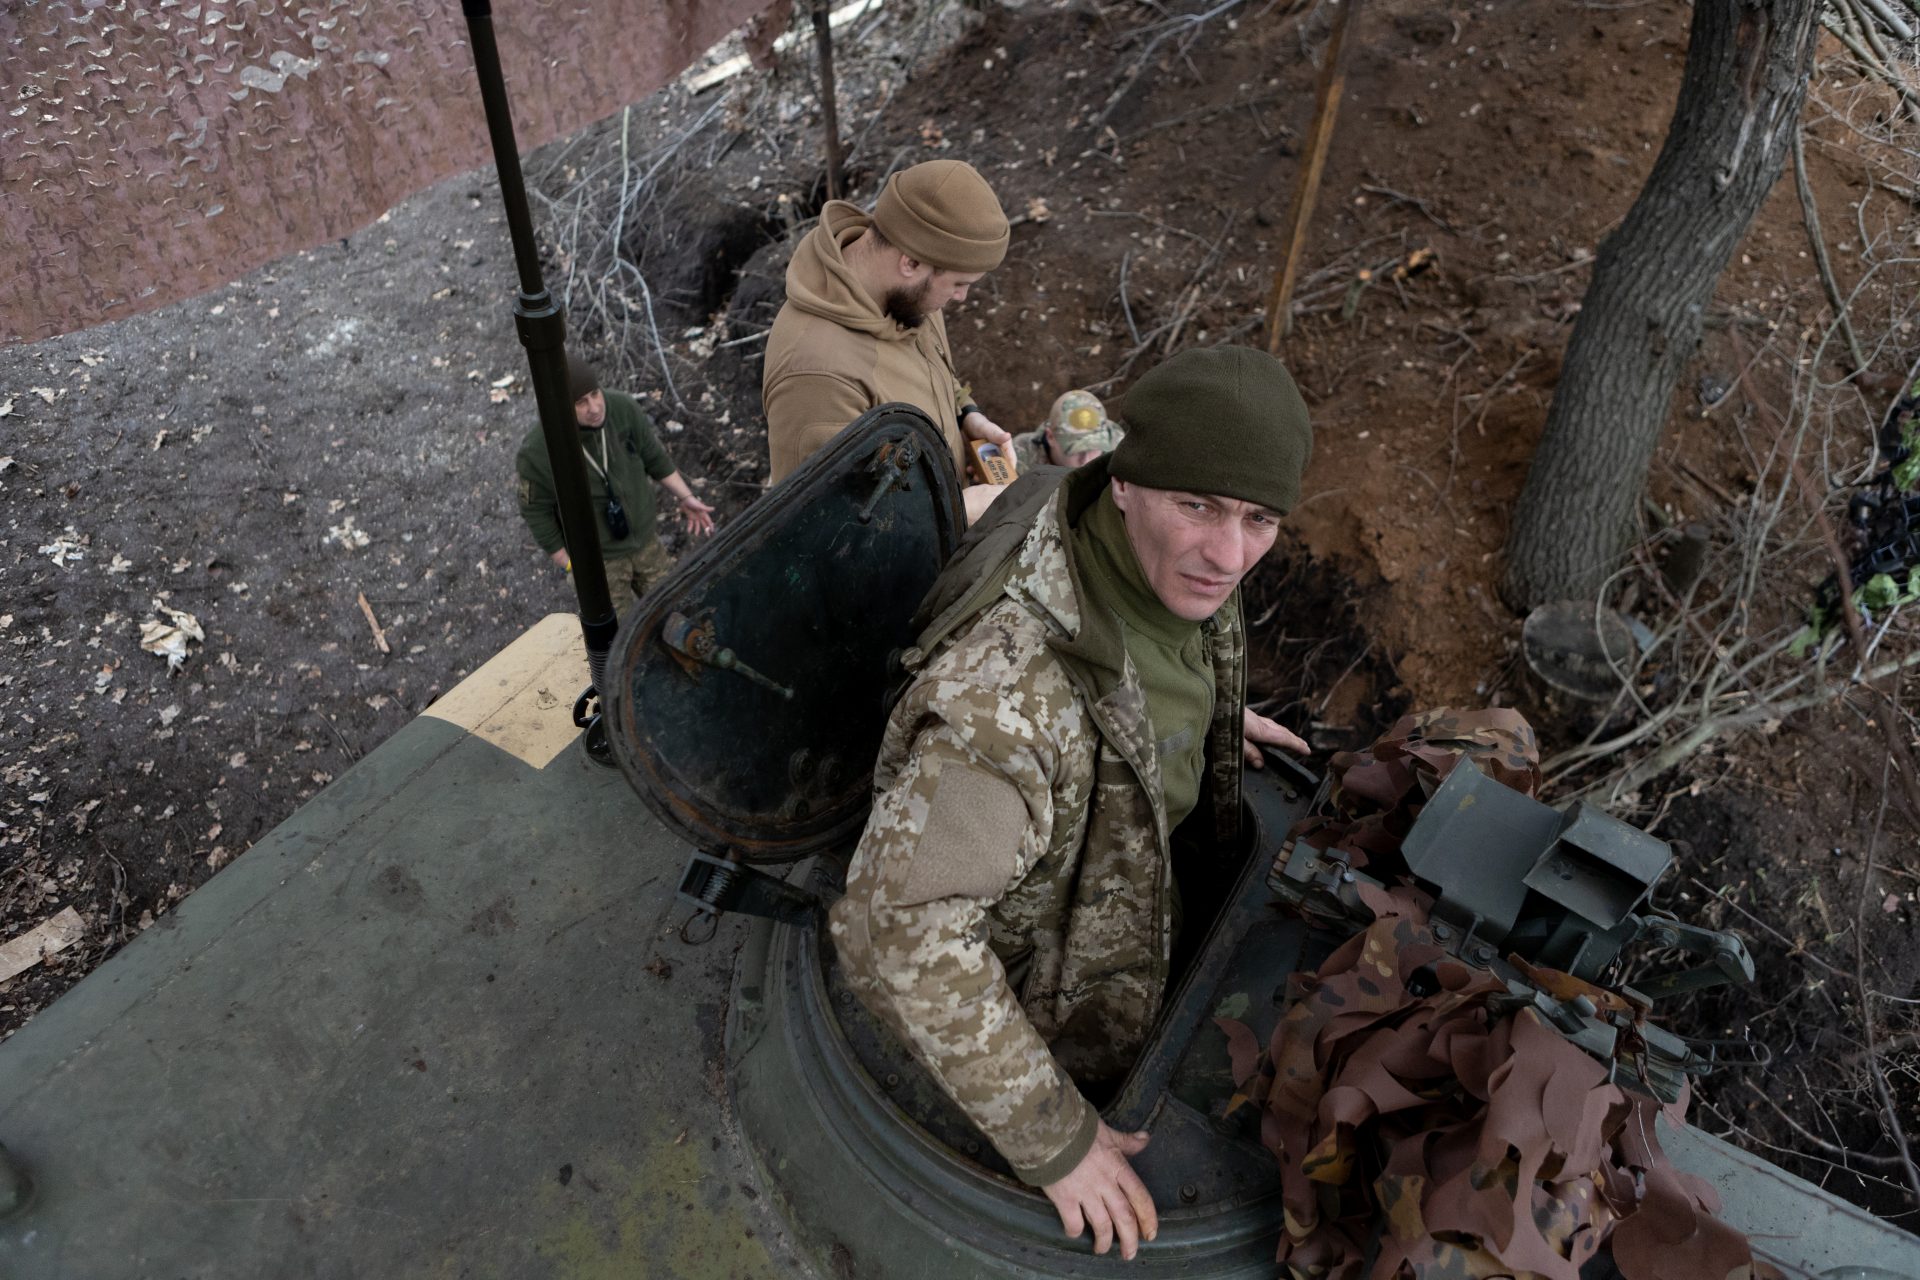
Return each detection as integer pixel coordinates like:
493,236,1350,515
1264,0,1364,351
0,908,85,984
357,591,391,655
812,0,845,201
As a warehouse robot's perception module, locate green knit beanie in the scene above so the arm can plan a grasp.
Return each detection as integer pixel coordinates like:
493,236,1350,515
1108,346,1313,513
565,354,600,402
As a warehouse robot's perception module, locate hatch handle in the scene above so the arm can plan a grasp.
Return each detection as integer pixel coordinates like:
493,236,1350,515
660,612,796,700
856,437,919,524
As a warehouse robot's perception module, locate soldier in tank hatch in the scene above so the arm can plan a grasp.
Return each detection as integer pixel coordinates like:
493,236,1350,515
829,346,1314,1259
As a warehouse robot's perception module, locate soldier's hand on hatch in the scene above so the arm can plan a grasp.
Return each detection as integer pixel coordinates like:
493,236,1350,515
961,409,1013,448
677,494,717,537
1042,1121,1158,1260
549,548,572,571
1242,707,1308,765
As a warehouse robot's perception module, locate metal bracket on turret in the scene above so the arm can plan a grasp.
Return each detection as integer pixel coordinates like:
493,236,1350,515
1629,913,1757,999
677,850,821,932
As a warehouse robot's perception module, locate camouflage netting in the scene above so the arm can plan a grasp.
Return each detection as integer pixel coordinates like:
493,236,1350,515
1,0,778,345
1222,709,1776,1280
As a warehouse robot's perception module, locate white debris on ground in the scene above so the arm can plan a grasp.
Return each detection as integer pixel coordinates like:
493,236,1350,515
138,604,205,672
324,514,371,550
38,526,87,567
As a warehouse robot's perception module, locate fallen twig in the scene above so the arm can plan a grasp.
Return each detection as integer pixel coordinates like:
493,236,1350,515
1817,9,1920,122
1118,249,1143,348
1598,647,1920,802
357,591,391,655
1852,767,1920,1209
1359,181,1457,234
1792,124,1868,371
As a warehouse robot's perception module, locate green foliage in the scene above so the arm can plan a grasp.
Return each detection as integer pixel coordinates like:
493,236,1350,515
1894,414,1920,493
1791,567,1920,657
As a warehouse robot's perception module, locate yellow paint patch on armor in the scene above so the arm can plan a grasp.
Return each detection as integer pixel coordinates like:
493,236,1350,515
529,1131,781,1280
422,612,586,769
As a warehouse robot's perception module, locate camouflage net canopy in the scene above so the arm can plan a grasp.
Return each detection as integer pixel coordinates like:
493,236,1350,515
1,0,778,345
1224,710,1775,1280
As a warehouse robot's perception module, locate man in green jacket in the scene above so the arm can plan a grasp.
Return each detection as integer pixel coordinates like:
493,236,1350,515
514,356,716,615
829,346,1313,1261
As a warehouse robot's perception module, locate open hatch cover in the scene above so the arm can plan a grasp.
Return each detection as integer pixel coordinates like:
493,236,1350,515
606,405,964,863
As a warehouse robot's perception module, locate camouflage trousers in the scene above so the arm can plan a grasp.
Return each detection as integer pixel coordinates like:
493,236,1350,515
605,539,674,617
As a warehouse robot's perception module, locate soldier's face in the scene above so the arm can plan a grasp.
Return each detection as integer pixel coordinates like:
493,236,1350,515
920,266,984,311
1046,431,1103,469
574,389,606,428
1109,480,1280,621
887,256,985,327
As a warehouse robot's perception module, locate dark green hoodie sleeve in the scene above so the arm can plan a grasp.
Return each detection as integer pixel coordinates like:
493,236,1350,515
621,396,675,481
514,430,566,555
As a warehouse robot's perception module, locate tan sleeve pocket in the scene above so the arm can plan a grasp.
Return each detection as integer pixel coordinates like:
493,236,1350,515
895,761,1030,907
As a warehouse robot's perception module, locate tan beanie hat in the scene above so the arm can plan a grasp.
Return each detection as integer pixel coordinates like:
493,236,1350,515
871,160,1010,274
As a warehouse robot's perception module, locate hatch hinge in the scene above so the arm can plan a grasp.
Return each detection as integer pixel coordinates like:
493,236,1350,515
677,851,821,936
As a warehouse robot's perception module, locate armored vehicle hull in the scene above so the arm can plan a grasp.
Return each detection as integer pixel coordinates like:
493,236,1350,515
0,612,1916,1277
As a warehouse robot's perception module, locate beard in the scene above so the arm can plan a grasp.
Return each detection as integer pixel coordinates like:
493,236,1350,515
883,279,935,330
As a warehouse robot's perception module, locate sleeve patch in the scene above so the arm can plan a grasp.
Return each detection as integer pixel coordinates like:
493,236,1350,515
896,762,1029,907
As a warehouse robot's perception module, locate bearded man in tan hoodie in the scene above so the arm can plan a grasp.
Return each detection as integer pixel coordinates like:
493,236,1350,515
763,160,1014,501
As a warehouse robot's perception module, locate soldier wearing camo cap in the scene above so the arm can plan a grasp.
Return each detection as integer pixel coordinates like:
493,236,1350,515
830,346,1314,1260
1011,389,1127,472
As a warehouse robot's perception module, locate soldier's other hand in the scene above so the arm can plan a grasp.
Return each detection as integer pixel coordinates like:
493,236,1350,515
549,548,572,571
961,410,1013,448
1043,1121,1157,1260
962,483,1008,526
678,494,717,537
1242,707,1308,765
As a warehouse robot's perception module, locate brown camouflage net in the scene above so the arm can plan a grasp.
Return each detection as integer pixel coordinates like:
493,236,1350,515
1286,708,1543,877
2,0,777,344
1221,709,1775,1279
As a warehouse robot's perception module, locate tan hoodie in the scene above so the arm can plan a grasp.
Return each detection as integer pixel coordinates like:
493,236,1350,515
763,202,970,482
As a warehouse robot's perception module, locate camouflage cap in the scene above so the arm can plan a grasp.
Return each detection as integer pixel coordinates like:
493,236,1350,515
1045,390,1125,456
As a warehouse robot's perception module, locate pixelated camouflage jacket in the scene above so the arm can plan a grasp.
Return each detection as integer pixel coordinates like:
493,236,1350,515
828,460,1247,1185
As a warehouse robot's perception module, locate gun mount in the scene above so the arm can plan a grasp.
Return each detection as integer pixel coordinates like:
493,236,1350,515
1270,761,1758,1103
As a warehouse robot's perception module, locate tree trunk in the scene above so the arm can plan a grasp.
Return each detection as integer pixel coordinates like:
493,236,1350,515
1501,0,1819,610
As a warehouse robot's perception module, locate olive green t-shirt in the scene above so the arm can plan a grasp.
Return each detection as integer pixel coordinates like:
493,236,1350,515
1071,489,1214,830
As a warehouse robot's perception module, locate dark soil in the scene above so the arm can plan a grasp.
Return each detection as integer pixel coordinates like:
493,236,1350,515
2,0,1916,1221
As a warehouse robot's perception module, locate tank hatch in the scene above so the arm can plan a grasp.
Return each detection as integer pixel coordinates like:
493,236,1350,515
606,404,964,863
